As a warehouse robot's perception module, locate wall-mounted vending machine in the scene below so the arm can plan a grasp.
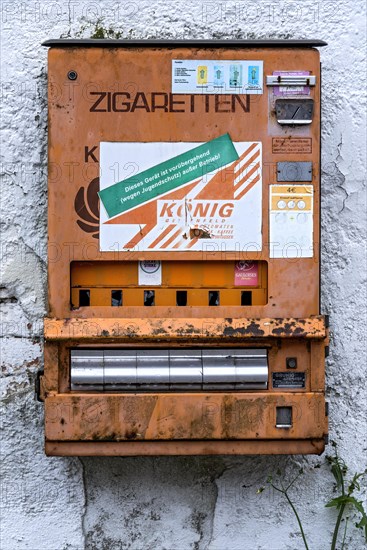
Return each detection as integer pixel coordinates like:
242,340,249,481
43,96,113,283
38,39,329,456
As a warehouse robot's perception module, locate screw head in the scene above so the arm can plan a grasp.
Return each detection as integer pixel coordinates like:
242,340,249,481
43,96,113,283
286,357,297,369
67,70,78,81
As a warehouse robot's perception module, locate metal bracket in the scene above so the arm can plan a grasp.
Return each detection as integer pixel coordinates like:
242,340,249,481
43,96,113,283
35,370,44,402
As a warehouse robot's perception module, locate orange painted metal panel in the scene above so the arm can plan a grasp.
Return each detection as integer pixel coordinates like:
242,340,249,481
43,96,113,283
45,393,326,441
44,316,327,341
45,440,326,457
70,260,268,306
46,45,321,320
42,41,327,455
71,260,267,288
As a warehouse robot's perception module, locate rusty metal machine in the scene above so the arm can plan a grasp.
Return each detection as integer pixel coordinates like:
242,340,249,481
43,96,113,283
38,39,329,456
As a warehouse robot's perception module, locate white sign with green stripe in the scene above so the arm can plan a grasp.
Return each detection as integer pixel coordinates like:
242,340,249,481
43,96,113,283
99,135,262,253
99,134,238,219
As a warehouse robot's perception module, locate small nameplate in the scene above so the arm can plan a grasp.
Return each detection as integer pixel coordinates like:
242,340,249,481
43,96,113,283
272,372,305,389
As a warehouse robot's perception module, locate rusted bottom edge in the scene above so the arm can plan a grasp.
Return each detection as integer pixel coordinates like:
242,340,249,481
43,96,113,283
46,439,325,457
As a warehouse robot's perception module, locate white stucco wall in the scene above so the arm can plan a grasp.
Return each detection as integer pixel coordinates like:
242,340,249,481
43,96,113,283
1,1,366,548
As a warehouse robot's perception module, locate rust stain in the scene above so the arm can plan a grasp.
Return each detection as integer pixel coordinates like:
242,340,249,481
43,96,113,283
44,316,327,340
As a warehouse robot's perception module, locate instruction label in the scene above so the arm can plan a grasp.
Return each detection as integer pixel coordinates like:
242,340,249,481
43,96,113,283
172,60,263,94
269,185,314,258
272,138,312,154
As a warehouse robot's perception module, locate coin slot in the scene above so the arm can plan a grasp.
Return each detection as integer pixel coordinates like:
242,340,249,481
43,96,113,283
111,290,123,307
241,291,252,306
144,290,155,306
209,291,220,306
275,98,314,125
79,289,90,307
176,291,187,306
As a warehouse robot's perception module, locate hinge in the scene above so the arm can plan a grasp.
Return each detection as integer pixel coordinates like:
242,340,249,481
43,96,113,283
35,370,44,402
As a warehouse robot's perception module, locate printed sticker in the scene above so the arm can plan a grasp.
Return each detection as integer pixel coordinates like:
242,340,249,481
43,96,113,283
248,66,260,86
229,64,242,87
273,71,311,96
197,66,208,85
138,260,162,286
213,65,225,86
269,185,314,258
172,60,263,94
234,261,259,286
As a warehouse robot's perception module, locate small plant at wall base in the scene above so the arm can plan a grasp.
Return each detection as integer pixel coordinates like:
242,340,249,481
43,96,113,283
326,442,367,549
257,468,310,550
256,442,367,549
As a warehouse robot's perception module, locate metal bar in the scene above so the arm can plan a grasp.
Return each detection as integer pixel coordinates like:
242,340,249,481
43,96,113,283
70,348,268,391
70,349,103,391
276,119,312,125
266,75,316,86
45,439,327,456
42,39,328,48
44,316,328,341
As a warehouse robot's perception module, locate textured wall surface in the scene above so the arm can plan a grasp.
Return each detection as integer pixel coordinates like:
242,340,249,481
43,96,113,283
1,1,366,549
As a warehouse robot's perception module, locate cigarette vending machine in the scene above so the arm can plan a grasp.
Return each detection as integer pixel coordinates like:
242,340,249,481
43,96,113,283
38,39,329,456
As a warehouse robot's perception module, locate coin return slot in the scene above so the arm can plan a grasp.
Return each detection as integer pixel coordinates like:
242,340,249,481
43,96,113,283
241,291,252,306
144,290,155,306
111,290,122,307
79,289,90,307
209,291,220,306
276,406,293,428
176,291,187,306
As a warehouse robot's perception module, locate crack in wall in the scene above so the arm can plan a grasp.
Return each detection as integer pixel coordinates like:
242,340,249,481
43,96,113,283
322,159,349,215
67,0,72,36
79,458,88,550
334,134,350,213
205,465,228,550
